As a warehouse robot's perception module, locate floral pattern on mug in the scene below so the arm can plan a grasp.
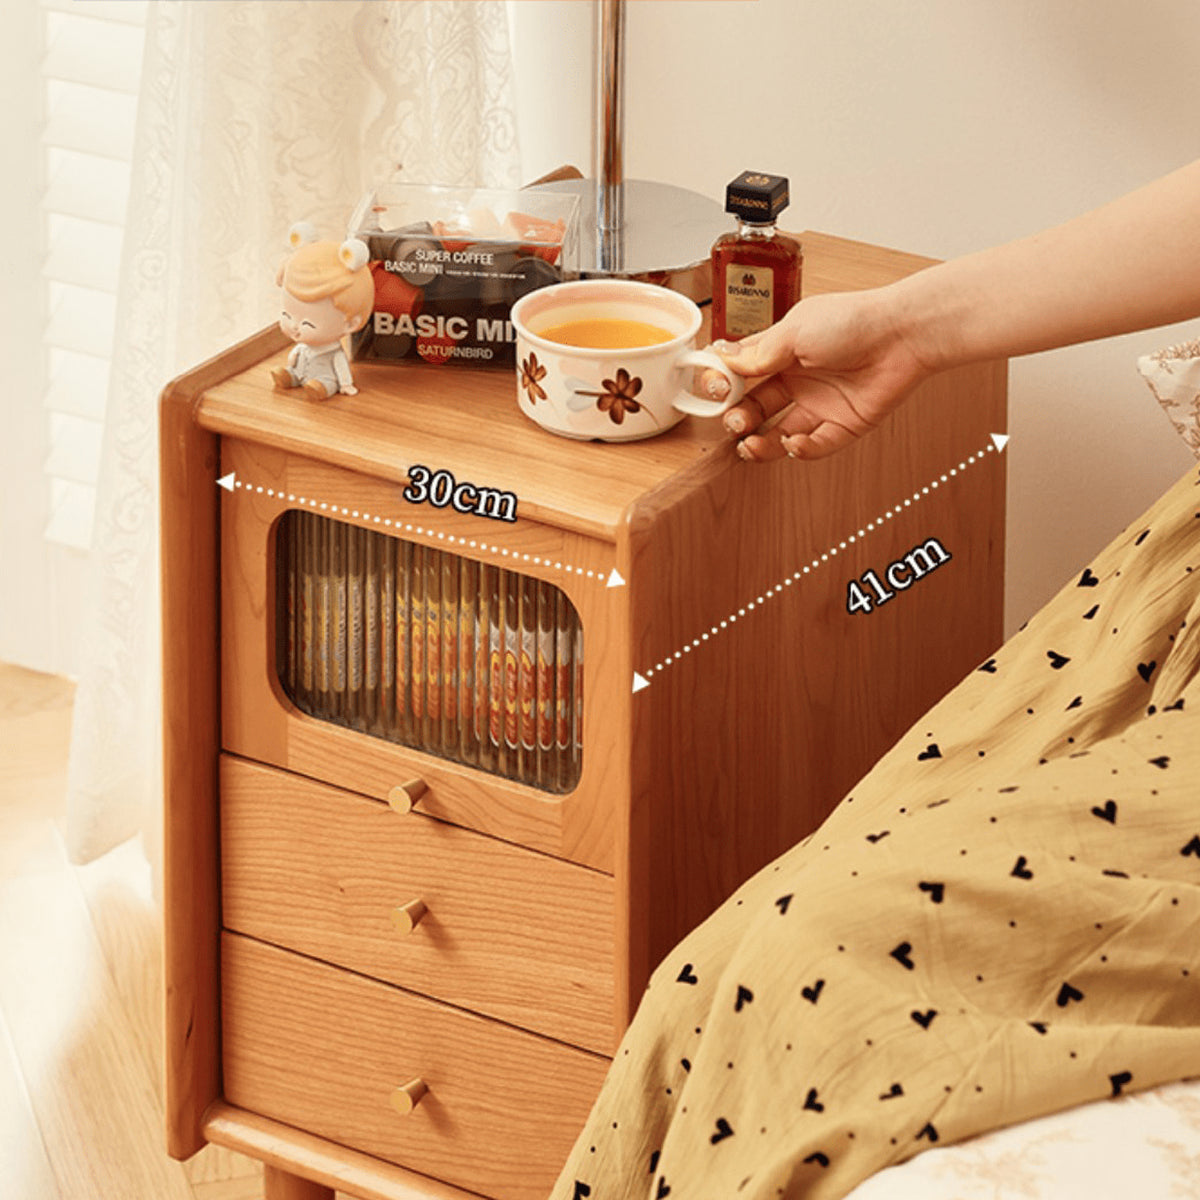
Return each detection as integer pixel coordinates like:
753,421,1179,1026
575,367,645,425
520,352,548,403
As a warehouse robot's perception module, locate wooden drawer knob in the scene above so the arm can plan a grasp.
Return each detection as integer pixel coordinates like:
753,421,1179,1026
387,778,427,813
390,899,428,934
390,1078,428,1115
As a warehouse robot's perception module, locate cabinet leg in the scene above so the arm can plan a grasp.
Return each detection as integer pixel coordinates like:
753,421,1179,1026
263,1163,336,1200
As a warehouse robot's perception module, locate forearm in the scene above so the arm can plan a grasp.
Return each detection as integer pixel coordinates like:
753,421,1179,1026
891,158,1200,371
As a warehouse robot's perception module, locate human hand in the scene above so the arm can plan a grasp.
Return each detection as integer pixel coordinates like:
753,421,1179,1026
708,287,932,461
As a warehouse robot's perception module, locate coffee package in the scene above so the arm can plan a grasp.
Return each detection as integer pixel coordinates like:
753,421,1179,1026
348,184,579,368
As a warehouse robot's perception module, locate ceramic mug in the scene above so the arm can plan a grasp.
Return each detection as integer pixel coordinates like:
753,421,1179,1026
511,279,744,441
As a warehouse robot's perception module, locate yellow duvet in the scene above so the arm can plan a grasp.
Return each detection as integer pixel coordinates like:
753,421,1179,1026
552,464,1200,1200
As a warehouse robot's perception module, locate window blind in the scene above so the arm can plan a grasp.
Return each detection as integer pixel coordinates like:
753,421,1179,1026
40,0,147,550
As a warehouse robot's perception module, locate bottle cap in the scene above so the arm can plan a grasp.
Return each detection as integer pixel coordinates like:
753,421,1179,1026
725,171,789,223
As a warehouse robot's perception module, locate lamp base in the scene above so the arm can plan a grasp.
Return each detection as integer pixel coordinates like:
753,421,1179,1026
534,177,728,302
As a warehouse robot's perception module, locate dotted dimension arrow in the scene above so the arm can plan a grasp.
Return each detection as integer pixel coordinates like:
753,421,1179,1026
632,433,1009,692
217,473,622,588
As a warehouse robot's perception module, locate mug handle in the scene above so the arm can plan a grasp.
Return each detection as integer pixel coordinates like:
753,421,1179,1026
671,348,746,417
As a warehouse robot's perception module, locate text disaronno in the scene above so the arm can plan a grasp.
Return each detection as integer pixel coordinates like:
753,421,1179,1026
728,282,771,299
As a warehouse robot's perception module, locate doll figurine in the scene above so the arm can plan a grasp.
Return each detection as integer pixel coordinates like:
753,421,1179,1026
272,222,374,400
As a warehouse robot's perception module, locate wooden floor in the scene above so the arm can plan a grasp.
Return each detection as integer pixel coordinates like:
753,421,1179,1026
0,662,267,1199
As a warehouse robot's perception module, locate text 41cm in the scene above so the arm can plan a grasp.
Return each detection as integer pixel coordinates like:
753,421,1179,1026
847,537,952,615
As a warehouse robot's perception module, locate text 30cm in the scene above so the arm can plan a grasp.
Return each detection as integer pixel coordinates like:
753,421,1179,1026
403,465,518,524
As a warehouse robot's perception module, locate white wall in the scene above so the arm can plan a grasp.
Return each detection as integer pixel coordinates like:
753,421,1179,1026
508,0,1200,634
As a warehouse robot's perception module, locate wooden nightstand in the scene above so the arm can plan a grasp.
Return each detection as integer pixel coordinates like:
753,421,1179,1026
160,232,1006,1200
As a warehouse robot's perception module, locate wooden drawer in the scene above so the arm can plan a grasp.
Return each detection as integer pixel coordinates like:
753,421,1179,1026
218,437,631,873
219,755,616,1053
221,933,608,1200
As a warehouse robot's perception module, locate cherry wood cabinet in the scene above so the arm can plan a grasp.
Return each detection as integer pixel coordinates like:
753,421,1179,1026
161,232,1006,1199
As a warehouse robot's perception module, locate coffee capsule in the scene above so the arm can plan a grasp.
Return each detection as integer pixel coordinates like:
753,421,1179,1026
508,254,562,297
363,232,387,260
418,242,511,304
370,330,415,359
369,261,423,320
387,223,442,287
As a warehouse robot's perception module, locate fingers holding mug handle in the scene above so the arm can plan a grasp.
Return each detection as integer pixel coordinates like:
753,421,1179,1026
672,348,745,417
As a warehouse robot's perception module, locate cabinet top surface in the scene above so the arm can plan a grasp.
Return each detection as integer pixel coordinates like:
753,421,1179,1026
192,232,932,541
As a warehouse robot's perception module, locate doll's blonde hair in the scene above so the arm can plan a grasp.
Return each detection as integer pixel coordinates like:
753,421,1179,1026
277,234,374,324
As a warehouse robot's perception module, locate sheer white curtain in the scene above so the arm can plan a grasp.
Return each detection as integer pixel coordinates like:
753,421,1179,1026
64,0,521,866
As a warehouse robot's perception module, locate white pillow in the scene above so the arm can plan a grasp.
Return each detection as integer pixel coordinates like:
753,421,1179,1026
1138,339,1200,458
845,1077,1200,1200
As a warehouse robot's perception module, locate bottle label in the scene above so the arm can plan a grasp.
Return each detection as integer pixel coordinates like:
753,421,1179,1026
724,263,775,338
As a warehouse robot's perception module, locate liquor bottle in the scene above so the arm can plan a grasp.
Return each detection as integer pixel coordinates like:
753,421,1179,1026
710,171,802,342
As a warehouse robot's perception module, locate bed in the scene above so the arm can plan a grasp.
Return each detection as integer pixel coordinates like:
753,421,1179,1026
549,360,1200,1200
846,1076,1200,1198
